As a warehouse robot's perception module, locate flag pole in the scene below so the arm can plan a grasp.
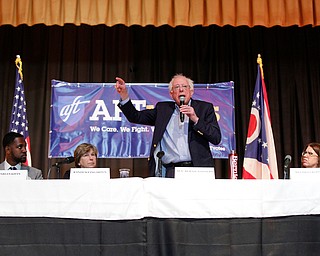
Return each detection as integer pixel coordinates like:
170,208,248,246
242,53,278,179
10,55,32,166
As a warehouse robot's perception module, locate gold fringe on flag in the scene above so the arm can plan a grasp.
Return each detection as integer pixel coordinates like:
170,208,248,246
15,55,23,81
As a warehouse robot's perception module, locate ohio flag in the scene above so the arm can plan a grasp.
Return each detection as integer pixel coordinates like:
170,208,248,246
242,55,278,179
9,55,32,166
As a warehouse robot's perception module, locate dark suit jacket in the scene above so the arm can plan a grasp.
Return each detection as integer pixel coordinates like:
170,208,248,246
0,161,43,180
118,99,221,176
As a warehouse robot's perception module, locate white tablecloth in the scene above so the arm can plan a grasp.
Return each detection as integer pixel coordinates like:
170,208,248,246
0,178,319,220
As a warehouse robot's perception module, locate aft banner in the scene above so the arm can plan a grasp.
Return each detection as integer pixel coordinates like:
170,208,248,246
49,80,235,159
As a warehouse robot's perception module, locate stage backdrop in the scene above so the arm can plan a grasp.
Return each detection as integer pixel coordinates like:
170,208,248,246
49,81,235,159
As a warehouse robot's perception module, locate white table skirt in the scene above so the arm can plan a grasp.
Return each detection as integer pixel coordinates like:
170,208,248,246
0,177,319,220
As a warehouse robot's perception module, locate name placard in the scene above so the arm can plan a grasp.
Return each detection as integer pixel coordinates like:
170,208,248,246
290,168,320,180
70,168,111,181
0,169,28,180
174,167,215,180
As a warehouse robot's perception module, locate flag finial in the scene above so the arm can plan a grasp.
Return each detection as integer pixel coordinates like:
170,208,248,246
15,55,23,81
257,54,264,79
257,54,262,65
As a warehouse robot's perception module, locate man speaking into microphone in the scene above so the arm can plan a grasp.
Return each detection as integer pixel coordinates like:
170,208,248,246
116,74,221,178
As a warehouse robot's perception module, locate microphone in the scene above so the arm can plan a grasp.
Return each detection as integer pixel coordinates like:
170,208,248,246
52,156,75,167
284,155,292,168
156,151,165,159
179,95,185,122
283,155,292,179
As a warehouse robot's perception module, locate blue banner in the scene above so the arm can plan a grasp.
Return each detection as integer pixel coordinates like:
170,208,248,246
49,80,235,159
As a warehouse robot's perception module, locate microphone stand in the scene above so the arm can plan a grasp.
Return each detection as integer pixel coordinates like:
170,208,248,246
56,164,61,179
284,166,289,179
156,151,165,177
50,163,61,179
47,167,52,179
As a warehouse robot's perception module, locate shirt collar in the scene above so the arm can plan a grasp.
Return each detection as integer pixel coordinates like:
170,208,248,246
4,160,22,170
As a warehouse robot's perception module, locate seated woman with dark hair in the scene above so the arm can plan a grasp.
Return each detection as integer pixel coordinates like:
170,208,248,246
301,142,320,168
63,143,98,179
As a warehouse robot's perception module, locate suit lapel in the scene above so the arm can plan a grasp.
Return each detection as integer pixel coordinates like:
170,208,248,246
158,103,175,133
188,99,198,141
153,102,175,143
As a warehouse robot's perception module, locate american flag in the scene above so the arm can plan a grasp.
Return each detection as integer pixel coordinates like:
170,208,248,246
9,55,32,166
242,55,278,179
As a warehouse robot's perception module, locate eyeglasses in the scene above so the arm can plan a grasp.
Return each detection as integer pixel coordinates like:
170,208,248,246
172,84,190,91
301,151,319,157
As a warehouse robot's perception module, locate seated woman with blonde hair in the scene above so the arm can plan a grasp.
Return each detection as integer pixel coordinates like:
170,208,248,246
64,143,98,178
301,142,320,168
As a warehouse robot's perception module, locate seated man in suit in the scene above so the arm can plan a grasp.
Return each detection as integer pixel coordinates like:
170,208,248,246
0,132,43,179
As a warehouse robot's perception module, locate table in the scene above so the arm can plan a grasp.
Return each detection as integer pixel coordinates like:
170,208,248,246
0,178,320,255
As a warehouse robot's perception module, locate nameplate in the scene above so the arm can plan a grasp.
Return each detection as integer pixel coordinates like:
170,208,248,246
290,168,320,180
70,168,111,181
0,169,28,180
174,167,215,179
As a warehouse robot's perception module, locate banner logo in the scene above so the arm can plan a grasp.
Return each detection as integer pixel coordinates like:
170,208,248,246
59,96,90,125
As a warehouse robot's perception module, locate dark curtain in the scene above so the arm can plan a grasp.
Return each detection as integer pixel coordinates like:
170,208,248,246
1,216,320,255
0,24,319,178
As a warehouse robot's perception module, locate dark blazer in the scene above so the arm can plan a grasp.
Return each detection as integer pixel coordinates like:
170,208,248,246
118,99,221,176
0,161,43,180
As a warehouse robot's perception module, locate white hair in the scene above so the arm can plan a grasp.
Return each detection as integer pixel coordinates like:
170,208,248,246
168,74,194,91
